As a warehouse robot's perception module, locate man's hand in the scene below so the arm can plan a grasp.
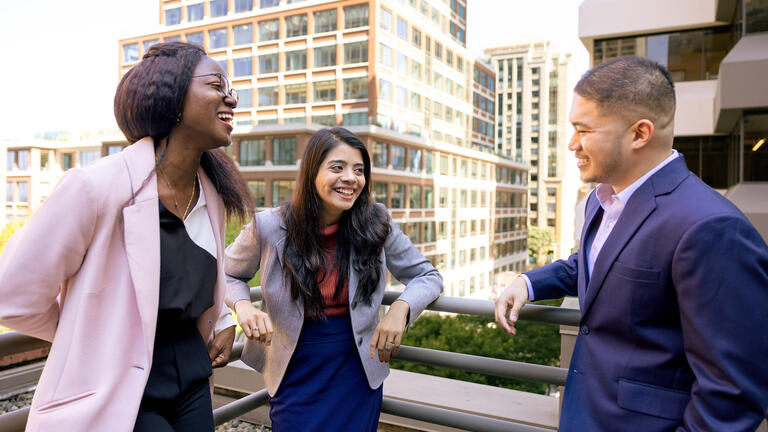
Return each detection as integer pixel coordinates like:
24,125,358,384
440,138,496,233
209,325,236,368
494,277,529,335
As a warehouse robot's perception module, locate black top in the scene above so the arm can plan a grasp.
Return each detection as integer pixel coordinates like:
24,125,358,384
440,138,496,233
142,200,217,401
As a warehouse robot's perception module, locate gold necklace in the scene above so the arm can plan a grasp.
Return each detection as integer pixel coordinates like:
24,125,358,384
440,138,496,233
157,165,197,221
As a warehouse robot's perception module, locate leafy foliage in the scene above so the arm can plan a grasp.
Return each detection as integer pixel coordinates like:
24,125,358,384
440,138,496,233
528,226,555,267
390,299,562,395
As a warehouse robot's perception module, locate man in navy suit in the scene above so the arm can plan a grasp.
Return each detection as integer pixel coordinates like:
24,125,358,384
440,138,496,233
495,56,768,431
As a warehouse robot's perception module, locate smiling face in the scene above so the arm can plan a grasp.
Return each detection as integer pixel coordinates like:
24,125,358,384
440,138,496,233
177,56,236,148
568,94,633,188
314,142,366,225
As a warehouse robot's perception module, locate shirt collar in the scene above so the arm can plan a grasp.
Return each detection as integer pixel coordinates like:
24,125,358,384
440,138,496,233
596,150,679,209
186,174,207,219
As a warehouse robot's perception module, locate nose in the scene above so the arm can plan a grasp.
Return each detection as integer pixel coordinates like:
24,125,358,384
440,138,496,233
340,167,356,182
567,132,580,151
224,93,237,109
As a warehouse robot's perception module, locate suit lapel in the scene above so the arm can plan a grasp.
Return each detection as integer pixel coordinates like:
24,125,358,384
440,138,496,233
578,194,602,310
581,182,657,318
120,138,161,360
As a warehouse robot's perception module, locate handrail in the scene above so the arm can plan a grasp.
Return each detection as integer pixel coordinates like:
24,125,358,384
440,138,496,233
249,286,581,326
212,389,269,426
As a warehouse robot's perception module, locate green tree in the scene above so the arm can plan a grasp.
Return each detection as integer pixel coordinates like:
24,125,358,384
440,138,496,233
390,299,562,395
528,226,555,268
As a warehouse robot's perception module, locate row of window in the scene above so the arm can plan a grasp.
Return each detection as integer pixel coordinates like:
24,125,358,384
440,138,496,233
473,66,495,92
234,77,366,109
5,149,100,172
5,181,29,203
378,6,465,70
126,4,369,63
430,239,526,274
377,43,467,100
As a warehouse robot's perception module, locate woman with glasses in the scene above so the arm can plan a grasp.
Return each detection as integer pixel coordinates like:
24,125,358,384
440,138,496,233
0,42,251,431
225,127,443,431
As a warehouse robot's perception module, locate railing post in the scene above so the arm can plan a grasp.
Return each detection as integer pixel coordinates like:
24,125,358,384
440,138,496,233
558,296,580,421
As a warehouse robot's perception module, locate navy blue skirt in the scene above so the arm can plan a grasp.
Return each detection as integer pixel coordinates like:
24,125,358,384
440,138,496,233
269,314,382,432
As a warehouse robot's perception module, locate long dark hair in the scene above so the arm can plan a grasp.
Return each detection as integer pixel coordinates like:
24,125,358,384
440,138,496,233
282,127,390,318
113,42,251,220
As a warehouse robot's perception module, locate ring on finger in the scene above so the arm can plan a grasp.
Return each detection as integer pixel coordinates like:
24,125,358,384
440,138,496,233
252,326,259,331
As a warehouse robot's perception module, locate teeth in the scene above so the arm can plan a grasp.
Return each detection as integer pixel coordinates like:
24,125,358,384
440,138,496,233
217,113,233,122
334,188,354,196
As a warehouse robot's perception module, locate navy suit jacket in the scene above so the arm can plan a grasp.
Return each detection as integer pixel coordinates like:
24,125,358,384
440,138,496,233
526,156,768,431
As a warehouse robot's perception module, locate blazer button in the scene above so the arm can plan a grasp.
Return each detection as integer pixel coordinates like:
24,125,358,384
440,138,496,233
580,325,590,335
357,337,363,347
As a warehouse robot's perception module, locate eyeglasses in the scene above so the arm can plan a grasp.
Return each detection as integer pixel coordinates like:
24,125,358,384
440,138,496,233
192,72,238,102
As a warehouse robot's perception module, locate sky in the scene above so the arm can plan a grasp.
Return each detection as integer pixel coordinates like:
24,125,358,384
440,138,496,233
0,0,588,141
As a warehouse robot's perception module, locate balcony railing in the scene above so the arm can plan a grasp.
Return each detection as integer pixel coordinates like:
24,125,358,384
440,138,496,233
0,288,580,432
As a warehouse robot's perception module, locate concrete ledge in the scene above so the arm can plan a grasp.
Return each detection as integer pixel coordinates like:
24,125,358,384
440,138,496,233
214,361,560,431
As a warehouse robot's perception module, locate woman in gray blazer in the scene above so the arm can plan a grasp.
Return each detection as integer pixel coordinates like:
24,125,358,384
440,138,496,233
225,127,442,431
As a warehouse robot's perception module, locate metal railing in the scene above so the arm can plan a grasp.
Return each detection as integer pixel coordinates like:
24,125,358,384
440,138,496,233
0,289,580,431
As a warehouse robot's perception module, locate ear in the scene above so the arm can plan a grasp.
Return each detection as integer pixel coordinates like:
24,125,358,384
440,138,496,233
630,119,654,150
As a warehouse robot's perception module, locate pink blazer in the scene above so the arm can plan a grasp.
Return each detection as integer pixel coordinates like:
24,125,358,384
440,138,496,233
0,138,231,431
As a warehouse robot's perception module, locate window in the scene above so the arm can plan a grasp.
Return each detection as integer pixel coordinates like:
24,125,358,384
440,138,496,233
439,155,449,175
17,150,30,170
285,49,307,70
258,86,277,105
218,59,228,74
396,17,407,40
247,180,265,207
409,149,421,173
379,78,391,101
240,139,265,166
233,57,252,77
746,0,768,33
396,52,407,74
143,39,158,52
285,84,306,104
123,43,139,63
379,43,392,67
259,19,279,41
17,181,28,202
424,187,434,207
439,188,449,207
237,88,252,107
234,24,253,45
258,53,278,73
410,93,421,110
412,28,421,47
187,4,204,21
410,61,421,79
165,7,181,25
285,14,307,37
235,0,253,13
408,185,421,208
391,184,405,208
424,221,435,242
208,0,228,17
344,41,368,64
164,35,181,42
314,9,337,33
6,182,12,201
186,32,203,45
379,7,392,32
372,142,388,168
79,150,99,167
394,86,407,107
312,115,336,126
272,180,295,206
434,42,442,60
313,80,336,102
744,112,768,181
425,152,434,174
314,45,337,67
343,77,368,99
62,153,73,170
344,4,368,29
260,0,279,8
273,137,297,165
371,182,387,204
406,222,421,243
342,112,366,126
209,28,228,49
390,145,406,170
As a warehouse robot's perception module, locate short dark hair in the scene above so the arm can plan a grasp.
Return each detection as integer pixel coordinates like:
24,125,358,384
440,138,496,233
575,56,676,125
282,127,390,318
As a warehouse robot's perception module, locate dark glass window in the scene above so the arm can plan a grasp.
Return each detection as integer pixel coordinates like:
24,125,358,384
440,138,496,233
344,4,368,29
744,112,768,181
286,14,308,37
165,7,181,25
234,24,253,45
314,9,337,33
285,50,306,71
343,77,368,99
259,54,278,73
285,84,306,104
247,180,265,207
240,139,266,166
209,28,228,49
313,80,336,102
259,19,279,41
314,45,337,67
746,0,768,33
187,4,204,21
272,180,295,206
344,41,368,64
235,0,253,12
372,142,388,168
210,0,228,17
273,137,297,165
258,87,278,105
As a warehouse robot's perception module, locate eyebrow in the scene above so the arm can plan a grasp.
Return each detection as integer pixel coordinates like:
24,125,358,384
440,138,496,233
571,121,593,129
327,160,364,166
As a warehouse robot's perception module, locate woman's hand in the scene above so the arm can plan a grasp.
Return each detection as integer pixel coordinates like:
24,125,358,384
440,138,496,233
234,299,273,345
209,325,236,368
370,300,410,363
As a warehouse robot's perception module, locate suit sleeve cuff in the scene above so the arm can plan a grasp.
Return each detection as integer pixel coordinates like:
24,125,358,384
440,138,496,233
520,274,535,302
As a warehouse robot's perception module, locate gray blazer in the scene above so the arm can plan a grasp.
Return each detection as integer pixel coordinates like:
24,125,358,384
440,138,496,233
225,206,443,396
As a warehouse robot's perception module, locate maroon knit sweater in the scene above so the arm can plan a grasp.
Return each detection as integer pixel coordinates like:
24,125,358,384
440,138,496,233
318,224,350,316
